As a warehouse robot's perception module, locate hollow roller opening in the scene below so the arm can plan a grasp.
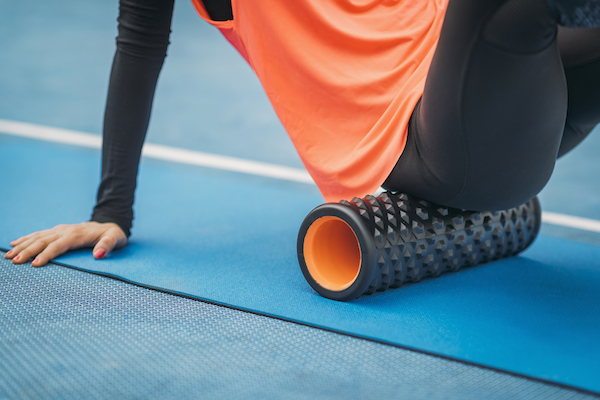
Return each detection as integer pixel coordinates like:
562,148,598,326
303,216,362,292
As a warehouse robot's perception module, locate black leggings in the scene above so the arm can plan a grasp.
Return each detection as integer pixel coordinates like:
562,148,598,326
384,0,600,211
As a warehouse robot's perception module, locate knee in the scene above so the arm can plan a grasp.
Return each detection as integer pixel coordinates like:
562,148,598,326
445,160,554,211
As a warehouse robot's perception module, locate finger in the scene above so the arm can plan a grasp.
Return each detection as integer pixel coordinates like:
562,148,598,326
30,256,48,268
6,232,58,260
5,237,40,259
92,230,124,259
9,227,53,246
10,235,31,246
92,238,116,259
31,240,71,268
11,239,51,264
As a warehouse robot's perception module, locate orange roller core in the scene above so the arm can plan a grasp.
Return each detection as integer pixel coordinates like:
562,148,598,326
303,216,362,292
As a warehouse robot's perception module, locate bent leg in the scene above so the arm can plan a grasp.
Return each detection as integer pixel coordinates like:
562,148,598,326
557,26,600,157
385,0,567,211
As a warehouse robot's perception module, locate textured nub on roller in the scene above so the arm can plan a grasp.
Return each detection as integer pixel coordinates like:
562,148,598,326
297,192,541,301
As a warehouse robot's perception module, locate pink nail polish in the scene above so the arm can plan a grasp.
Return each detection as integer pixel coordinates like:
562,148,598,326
5,250,12,256
33,258,39,265
14,255,20,261
95,249,106,259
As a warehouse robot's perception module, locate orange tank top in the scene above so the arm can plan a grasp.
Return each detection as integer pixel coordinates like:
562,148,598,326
191,0,449,202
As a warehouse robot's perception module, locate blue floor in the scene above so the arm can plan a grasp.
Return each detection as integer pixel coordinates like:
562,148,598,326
2,0,600,397
1,136,600,394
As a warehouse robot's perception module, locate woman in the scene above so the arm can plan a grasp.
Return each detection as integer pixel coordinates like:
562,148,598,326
6,0,600,266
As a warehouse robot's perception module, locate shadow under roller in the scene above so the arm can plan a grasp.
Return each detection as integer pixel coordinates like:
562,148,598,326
297,192,541,301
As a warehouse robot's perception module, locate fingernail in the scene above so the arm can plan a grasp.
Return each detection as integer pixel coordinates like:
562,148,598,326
94,249,106,259
14,255,20,261
33,258,39,265
5,250,12,256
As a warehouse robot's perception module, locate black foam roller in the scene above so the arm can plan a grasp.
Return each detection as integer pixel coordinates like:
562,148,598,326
297,192,541,301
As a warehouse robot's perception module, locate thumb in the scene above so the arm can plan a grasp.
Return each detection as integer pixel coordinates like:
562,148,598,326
92,233,120,260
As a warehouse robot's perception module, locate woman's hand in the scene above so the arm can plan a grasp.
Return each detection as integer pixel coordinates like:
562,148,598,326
4,222,127,267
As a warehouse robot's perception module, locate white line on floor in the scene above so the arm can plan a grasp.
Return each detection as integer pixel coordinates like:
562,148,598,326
0,119,313,184
2,118,600,233
542,212,600,233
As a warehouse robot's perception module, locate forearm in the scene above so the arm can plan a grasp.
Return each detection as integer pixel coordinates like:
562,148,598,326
91,0,175,237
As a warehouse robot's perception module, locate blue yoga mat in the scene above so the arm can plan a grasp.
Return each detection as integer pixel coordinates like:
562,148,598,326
1,135,599,393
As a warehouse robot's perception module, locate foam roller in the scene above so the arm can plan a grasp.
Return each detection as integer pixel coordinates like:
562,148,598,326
297,192,541,301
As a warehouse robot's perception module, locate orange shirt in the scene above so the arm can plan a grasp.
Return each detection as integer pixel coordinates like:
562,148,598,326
192,0,449,202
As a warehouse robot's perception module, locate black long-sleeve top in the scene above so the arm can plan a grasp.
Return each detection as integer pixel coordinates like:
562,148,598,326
91,0,231,236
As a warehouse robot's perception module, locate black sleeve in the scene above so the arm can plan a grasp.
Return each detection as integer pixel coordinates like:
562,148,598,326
91,0,175,237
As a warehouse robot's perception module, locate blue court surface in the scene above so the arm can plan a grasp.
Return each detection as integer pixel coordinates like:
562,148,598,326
2,1,600,399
